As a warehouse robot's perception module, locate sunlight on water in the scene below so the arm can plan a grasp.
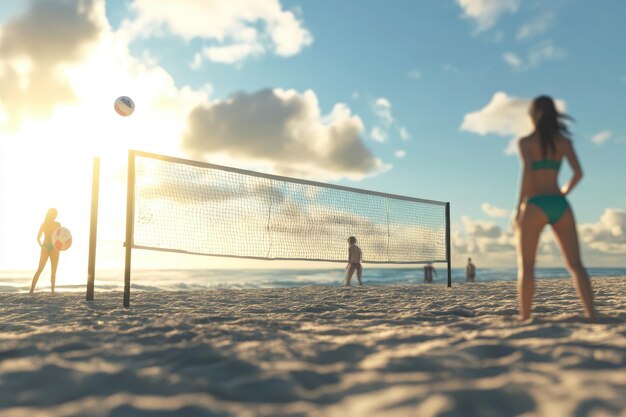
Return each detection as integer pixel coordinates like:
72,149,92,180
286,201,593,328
2,268,625,293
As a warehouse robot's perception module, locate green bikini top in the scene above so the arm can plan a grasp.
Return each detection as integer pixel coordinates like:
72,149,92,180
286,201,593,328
531,159,561,171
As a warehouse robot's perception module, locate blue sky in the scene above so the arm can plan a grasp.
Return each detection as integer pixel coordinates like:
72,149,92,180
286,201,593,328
0,0,624,274
114,1,626,213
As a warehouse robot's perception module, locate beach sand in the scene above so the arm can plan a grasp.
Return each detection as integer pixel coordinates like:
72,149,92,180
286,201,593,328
1,277,625,417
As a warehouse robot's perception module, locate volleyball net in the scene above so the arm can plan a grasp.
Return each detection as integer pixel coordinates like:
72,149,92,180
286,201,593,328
122,150,451,306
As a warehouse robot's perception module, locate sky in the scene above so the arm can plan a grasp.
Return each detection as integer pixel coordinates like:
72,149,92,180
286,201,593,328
0,0,624,283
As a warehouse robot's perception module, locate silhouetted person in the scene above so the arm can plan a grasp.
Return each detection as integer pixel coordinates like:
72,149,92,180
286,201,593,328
423,263,437,283
345,236,363,286
515,95,595,322
466,258,476,282
30,208,61,293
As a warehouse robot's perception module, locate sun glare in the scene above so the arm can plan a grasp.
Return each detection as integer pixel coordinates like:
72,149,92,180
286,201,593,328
0,24,212,279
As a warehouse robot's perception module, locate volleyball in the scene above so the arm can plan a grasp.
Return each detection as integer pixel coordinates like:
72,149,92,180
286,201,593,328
52,227,72,251
114,96,135,117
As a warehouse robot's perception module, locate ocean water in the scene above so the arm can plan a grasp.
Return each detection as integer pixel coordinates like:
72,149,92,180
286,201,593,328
1,267,625,292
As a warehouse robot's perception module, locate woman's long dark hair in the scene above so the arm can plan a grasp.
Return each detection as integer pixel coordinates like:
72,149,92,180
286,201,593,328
531,96,573,158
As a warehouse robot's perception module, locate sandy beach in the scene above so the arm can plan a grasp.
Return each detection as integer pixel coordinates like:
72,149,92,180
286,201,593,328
1,277,625,417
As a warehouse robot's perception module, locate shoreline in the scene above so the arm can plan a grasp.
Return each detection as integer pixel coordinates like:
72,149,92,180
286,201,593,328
2,268,626,294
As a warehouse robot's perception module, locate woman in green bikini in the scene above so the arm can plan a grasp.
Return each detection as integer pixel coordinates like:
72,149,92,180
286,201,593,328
30,208,61,293
515,96,596,322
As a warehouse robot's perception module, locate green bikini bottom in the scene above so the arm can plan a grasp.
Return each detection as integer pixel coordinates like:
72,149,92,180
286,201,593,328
527,195,569,224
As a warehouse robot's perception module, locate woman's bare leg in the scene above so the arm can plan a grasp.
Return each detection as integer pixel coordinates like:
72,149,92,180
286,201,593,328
49,250,59,294
345,265,355,287
356,266,362,286
517,204,546,320
551,209,596,322
30,249,49,293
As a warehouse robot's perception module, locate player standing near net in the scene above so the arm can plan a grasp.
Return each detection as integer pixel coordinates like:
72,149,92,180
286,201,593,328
466,258,476,282
30,208,61,294
515,95,596,322
423,263,437,283
345,236,363,286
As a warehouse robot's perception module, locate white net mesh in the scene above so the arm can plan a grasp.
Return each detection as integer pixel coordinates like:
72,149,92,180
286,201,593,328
131,152,448,264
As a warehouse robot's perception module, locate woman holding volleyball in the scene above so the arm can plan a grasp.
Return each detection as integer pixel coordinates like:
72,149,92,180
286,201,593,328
30,208,61,294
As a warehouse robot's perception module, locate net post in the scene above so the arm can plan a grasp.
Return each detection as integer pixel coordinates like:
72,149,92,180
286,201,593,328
123,150,136,308
445,202,451,288
86,157,100,301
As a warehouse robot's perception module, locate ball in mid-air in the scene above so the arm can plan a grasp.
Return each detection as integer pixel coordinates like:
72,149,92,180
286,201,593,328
52,227,72,251
114,96,135,117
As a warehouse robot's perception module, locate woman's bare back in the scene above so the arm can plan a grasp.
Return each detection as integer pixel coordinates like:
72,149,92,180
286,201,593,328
519,133,575,197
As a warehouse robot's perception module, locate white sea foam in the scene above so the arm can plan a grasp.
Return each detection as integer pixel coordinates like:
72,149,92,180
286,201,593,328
0,278,625,416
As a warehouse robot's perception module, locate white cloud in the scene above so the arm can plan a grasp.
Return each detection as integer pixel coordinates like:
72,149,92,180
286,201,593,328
371,126,387,143
399,127,410,141
454,214,560,266
453,217,517,265
461,92,533,138
407,68,421,79
0,0,104,131
517,12,555,40
502,52,522,69
457,0,521,32
183,89,387,180
202,42,264,64
125,0,313,65
591,130,612,146
375,98,391,108
527,40,567,67
373,97,393,126
369,97,411,144
463,216,502,239
189,52,202,70
579,209,626,255
268,6,314,56
481,203,511,218
394,150,406,159
460,91,566,154
454,207,626,267
503,41,567,71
